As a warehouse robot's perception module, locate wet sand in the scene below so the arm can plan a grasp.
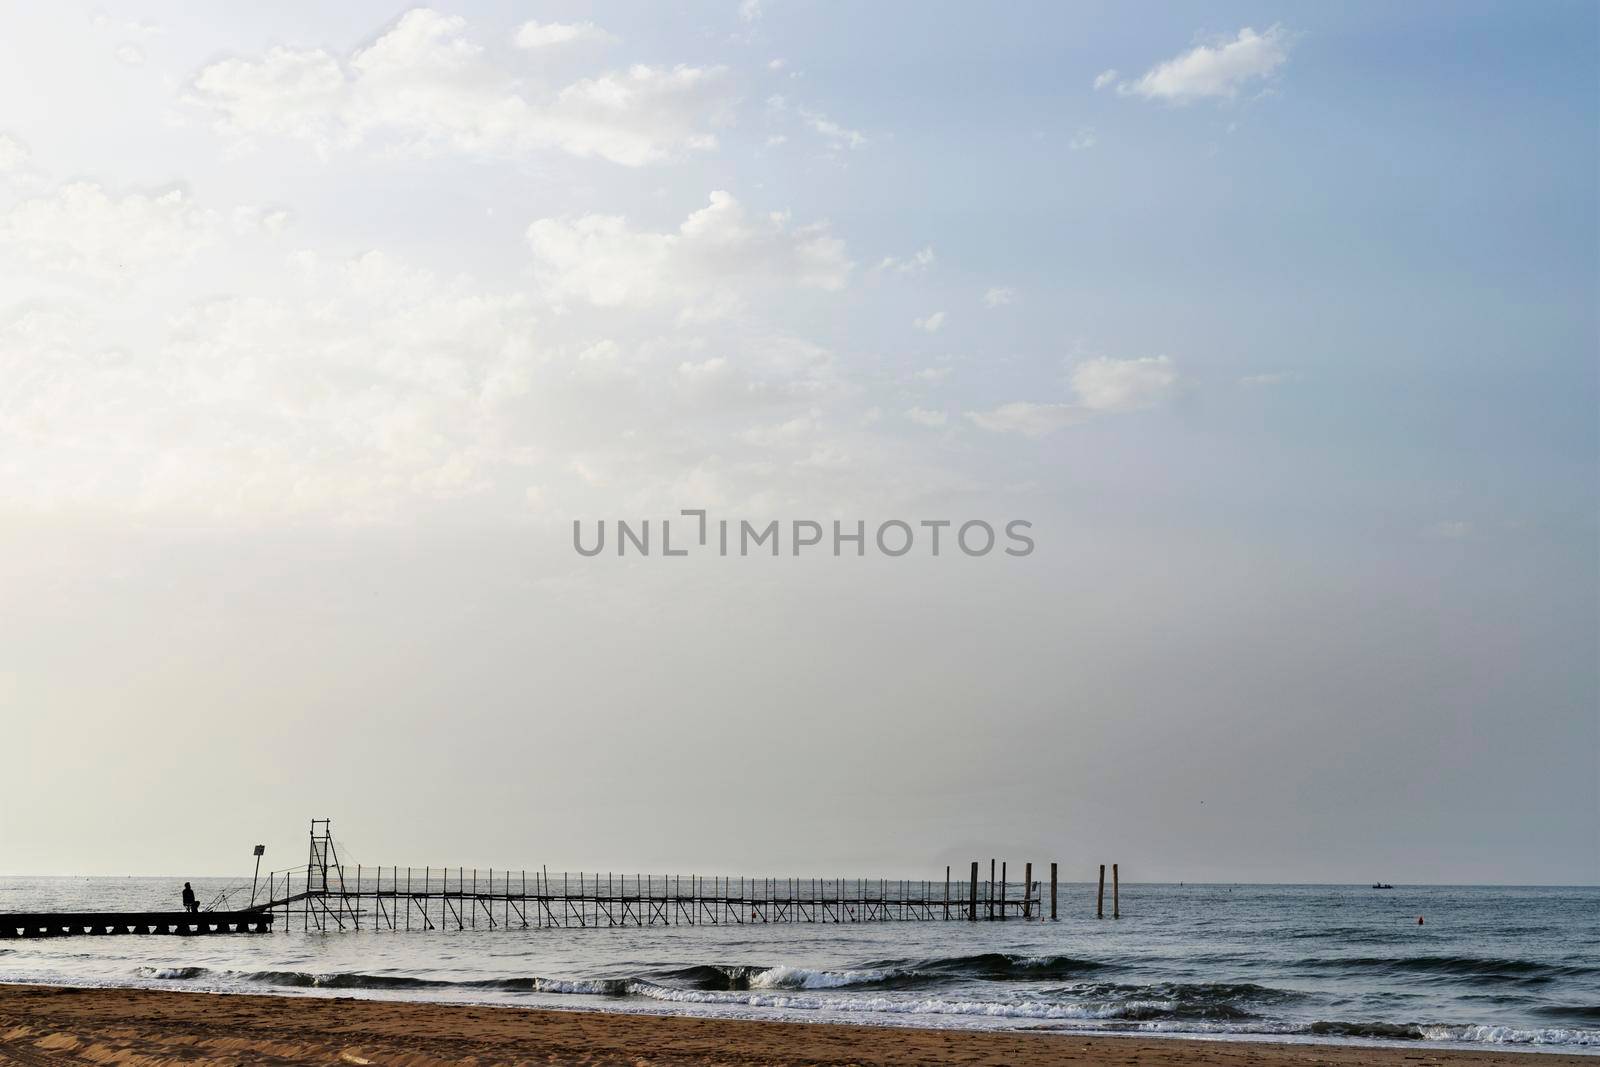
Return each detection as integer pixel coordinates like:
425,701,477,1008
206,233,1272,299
0,983,1588,1066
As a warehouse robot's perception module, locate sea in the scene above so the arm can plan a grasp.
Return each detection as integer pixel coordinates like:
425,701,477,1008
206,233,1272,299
1,878,1595,1053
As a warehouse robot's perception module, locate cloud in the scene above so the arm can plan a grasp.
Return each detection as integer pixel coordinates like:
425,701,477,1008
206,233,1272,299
905,407,947,428
1070,355,1176,411
1069,127,1096,151
913,311,946,334
800,107,867,149
0,252,541,517
966,402,1079,439
1093,69,1118,91
0,182,217,283
1120,25,1292,102
1239,372,1291,387
0,133,29,172
982,286,1017,308
526,190,852,311
739,0,763,22
513,20,616,49
968,355,1178,438
875,246,934,275
770,97,867,150
115,43,145,66
187,8,728,166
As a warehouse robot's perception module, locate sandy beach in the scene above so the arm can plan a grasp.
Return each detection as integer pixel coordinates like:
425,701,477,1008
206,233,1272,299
0,984,1589,1066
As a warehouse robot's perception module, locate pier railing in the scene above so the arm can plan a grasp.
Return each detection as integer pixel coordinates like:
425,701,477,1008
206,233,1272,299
258,865,1061,932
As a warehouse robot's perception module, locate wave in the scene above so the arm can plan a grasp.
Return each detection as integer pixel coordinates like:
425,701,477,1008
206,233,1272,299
1418,1024,1600,1047
877,952,1106,981
135,966,208,980
661,964,907,991
1296,954,1598,985
1535,1005,1600,1026
662,953,1106,993
112,960,1600,1047
237,970,456,991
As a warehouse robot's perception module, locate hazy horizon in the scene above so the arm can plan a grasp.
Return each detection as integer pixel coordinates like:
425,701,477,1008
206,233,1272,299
2,1,1595,886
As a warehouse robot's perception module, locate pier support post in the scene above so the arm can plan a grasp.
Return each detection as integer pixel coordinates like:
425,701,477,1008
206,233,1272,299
1000,861,1007,920
1097,864,1105,919
1023,862,1032,919
968,862,978,920
1113,863,1120,919
989,859,995,920
1050,862,1058,921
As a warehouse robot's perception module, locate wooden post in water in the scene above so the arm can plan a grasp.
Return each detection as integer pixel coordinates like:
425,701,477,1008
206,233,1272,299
1113,863,1120,919
999,861,1007,920
1023,862,1032,919
944,866,950,920
968,862,979,920
988,859,996,920
1097,864,1105,918
1050,862,1058,921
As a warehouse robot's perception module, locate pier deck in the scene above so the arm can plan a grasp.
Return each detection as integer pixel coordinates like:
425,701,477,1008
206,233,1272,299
0,911,273,939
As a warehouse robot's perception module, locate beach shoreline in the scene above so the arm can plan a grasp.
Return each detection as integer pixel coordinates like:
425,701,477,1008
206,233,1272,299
1,982,1591,1066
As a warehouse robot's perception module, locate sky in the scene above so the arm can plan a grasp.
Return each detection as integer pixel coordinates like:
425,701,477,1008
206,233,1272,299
0,1,1595,884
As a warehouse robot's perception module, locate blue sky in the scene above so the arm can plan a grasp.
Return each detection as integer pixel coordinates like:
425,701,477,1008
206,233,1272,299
0,2,1594,880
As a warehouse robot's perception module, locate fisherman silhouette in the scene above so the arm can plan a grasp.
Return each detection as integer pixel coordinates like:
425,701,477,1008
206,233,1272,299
181,882,198,913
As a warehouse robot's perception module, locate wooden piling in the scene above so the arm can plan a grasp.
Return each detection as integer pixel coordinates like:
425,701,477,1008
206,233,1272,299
1023,862,1032,919
999,861,1007,920
1050,862,1058,921
1097,864,1105,919
1113,863,1120,919
989,859,996,920
968,861,978,920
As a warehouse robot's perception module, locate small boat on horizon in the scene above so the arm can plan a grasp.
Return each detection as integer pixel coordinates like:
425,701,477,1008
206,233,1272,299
1371,882,1394,889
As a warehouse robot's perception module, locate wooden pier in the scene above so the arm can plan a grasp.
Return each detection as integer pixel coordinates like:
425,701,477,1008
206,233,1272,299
260,868,1056,932
0,823,1122,939
254,821,1077,933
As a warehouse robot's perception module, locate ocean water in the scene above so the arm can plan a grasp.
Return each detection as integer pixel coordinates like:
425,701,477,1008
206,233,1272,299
1,878,1596,1052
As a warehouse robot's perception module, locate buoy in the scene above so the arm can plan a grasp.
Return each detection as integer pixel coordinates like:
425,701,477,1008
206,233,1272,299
1417,916,1425,925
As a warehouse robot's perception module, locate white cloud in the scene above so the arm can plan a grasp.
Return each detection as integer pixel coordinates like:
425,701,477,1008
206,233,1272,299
913,311,945,333
1069,127,1096,151
967,355,1178,438
1071,355,1176,411
802,108,866,149
875,246,934,275
771,97,869,150
1093,69,1118,91
0,182,217,282
188,8,728,166
115,43,145,66
768,58,786,71
739,0,763,22
966,402,1079,439
513,20,616,49
0,252,541,516
0,133,29,172
905,407,946,428
527,190,852,311
914,366,952,384
982,286,1017,308
1120,26,1292,102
